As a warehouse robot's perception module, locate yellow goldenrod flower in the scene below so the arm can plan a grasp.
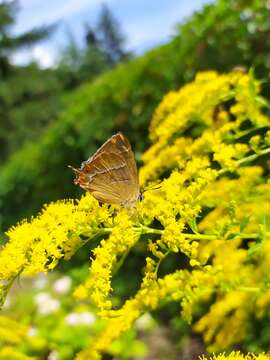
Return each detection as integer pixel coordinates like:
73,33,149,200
200,352,270,360
1,70,270,359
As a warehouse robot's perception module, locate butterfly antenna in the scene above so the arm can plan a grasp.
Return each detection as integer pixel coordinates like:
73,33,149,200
68,165,82,185
68,165,80,175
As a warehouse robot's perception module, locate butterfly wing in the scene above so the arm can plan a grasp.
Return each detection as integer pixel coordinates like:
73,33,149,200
72,133,139,206
92,133,139,190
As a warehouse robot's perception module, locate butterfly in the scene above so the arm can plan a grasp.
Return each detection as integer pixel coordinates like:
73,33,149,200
69,133,141,208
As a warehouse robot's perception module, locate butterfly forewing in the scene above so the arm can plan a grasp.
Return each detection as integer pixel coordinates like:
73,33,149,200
70,133,140,207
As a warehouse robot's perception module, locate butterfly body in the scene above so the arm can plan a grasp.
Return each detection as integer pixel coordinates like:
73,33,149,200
69,133,140,208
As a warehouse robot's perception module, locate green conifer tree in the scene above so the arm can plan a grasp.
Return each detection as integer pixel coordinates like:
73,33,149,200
0,0,60,162
96,3,131,65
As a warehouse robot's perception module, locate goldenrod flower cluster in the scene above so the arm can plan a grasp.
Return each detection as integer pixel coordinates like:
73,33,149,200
0,347,33,360
0,315,33,360
0,315,28,344
200,352,269,360
1,70,270,359
74,210,140,312
0,195,111,305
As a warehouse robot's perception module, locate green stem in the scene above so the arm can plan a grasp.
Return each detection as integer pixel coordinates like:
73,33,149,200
139,226,163,235
154,250,171,276
100,225,266,242
238,286,260,293
97,228,112,235
0,268,24,309
219,146,270,176
112,251,130,275
236,147,270,166
229,126,270,141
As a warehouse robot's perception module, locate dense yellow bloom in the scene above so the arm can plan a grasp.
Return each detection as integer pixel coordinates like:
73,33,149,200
200,352,270,360
77,267,217,359
74,210,140,312
194,292,250,351
0,315,28,344
141,71,264,184
0,194,110,280
0,316,34,359
0,347,34,360
1,70,270,358
76,70,270,357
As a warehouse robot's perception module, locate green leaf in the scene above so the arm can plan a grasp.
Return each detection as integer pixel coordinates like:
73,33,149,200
240,216,250,232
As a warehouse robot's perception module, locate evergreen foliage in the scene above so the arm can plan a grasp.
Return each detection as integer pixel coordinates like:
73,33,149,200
57,4,131,88
0,1,55,78
0,0,62,162
95,3,131,65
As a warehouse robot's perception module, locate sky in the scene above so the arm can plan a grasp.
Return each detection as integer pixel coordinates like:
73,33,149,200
11,0,214,68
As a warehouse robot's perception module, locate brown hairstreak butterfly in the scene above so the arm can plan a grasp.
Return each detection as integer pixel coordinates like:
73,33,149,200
69,133,141,208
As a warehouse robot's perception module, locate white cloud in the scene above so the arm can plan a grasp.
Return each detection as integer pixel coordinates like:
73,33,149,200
11,45,57,68
32,46,56,68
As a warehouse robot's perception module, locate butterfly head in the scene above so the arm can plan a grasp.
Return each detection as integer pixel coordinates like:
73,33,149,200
68,165,89,190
